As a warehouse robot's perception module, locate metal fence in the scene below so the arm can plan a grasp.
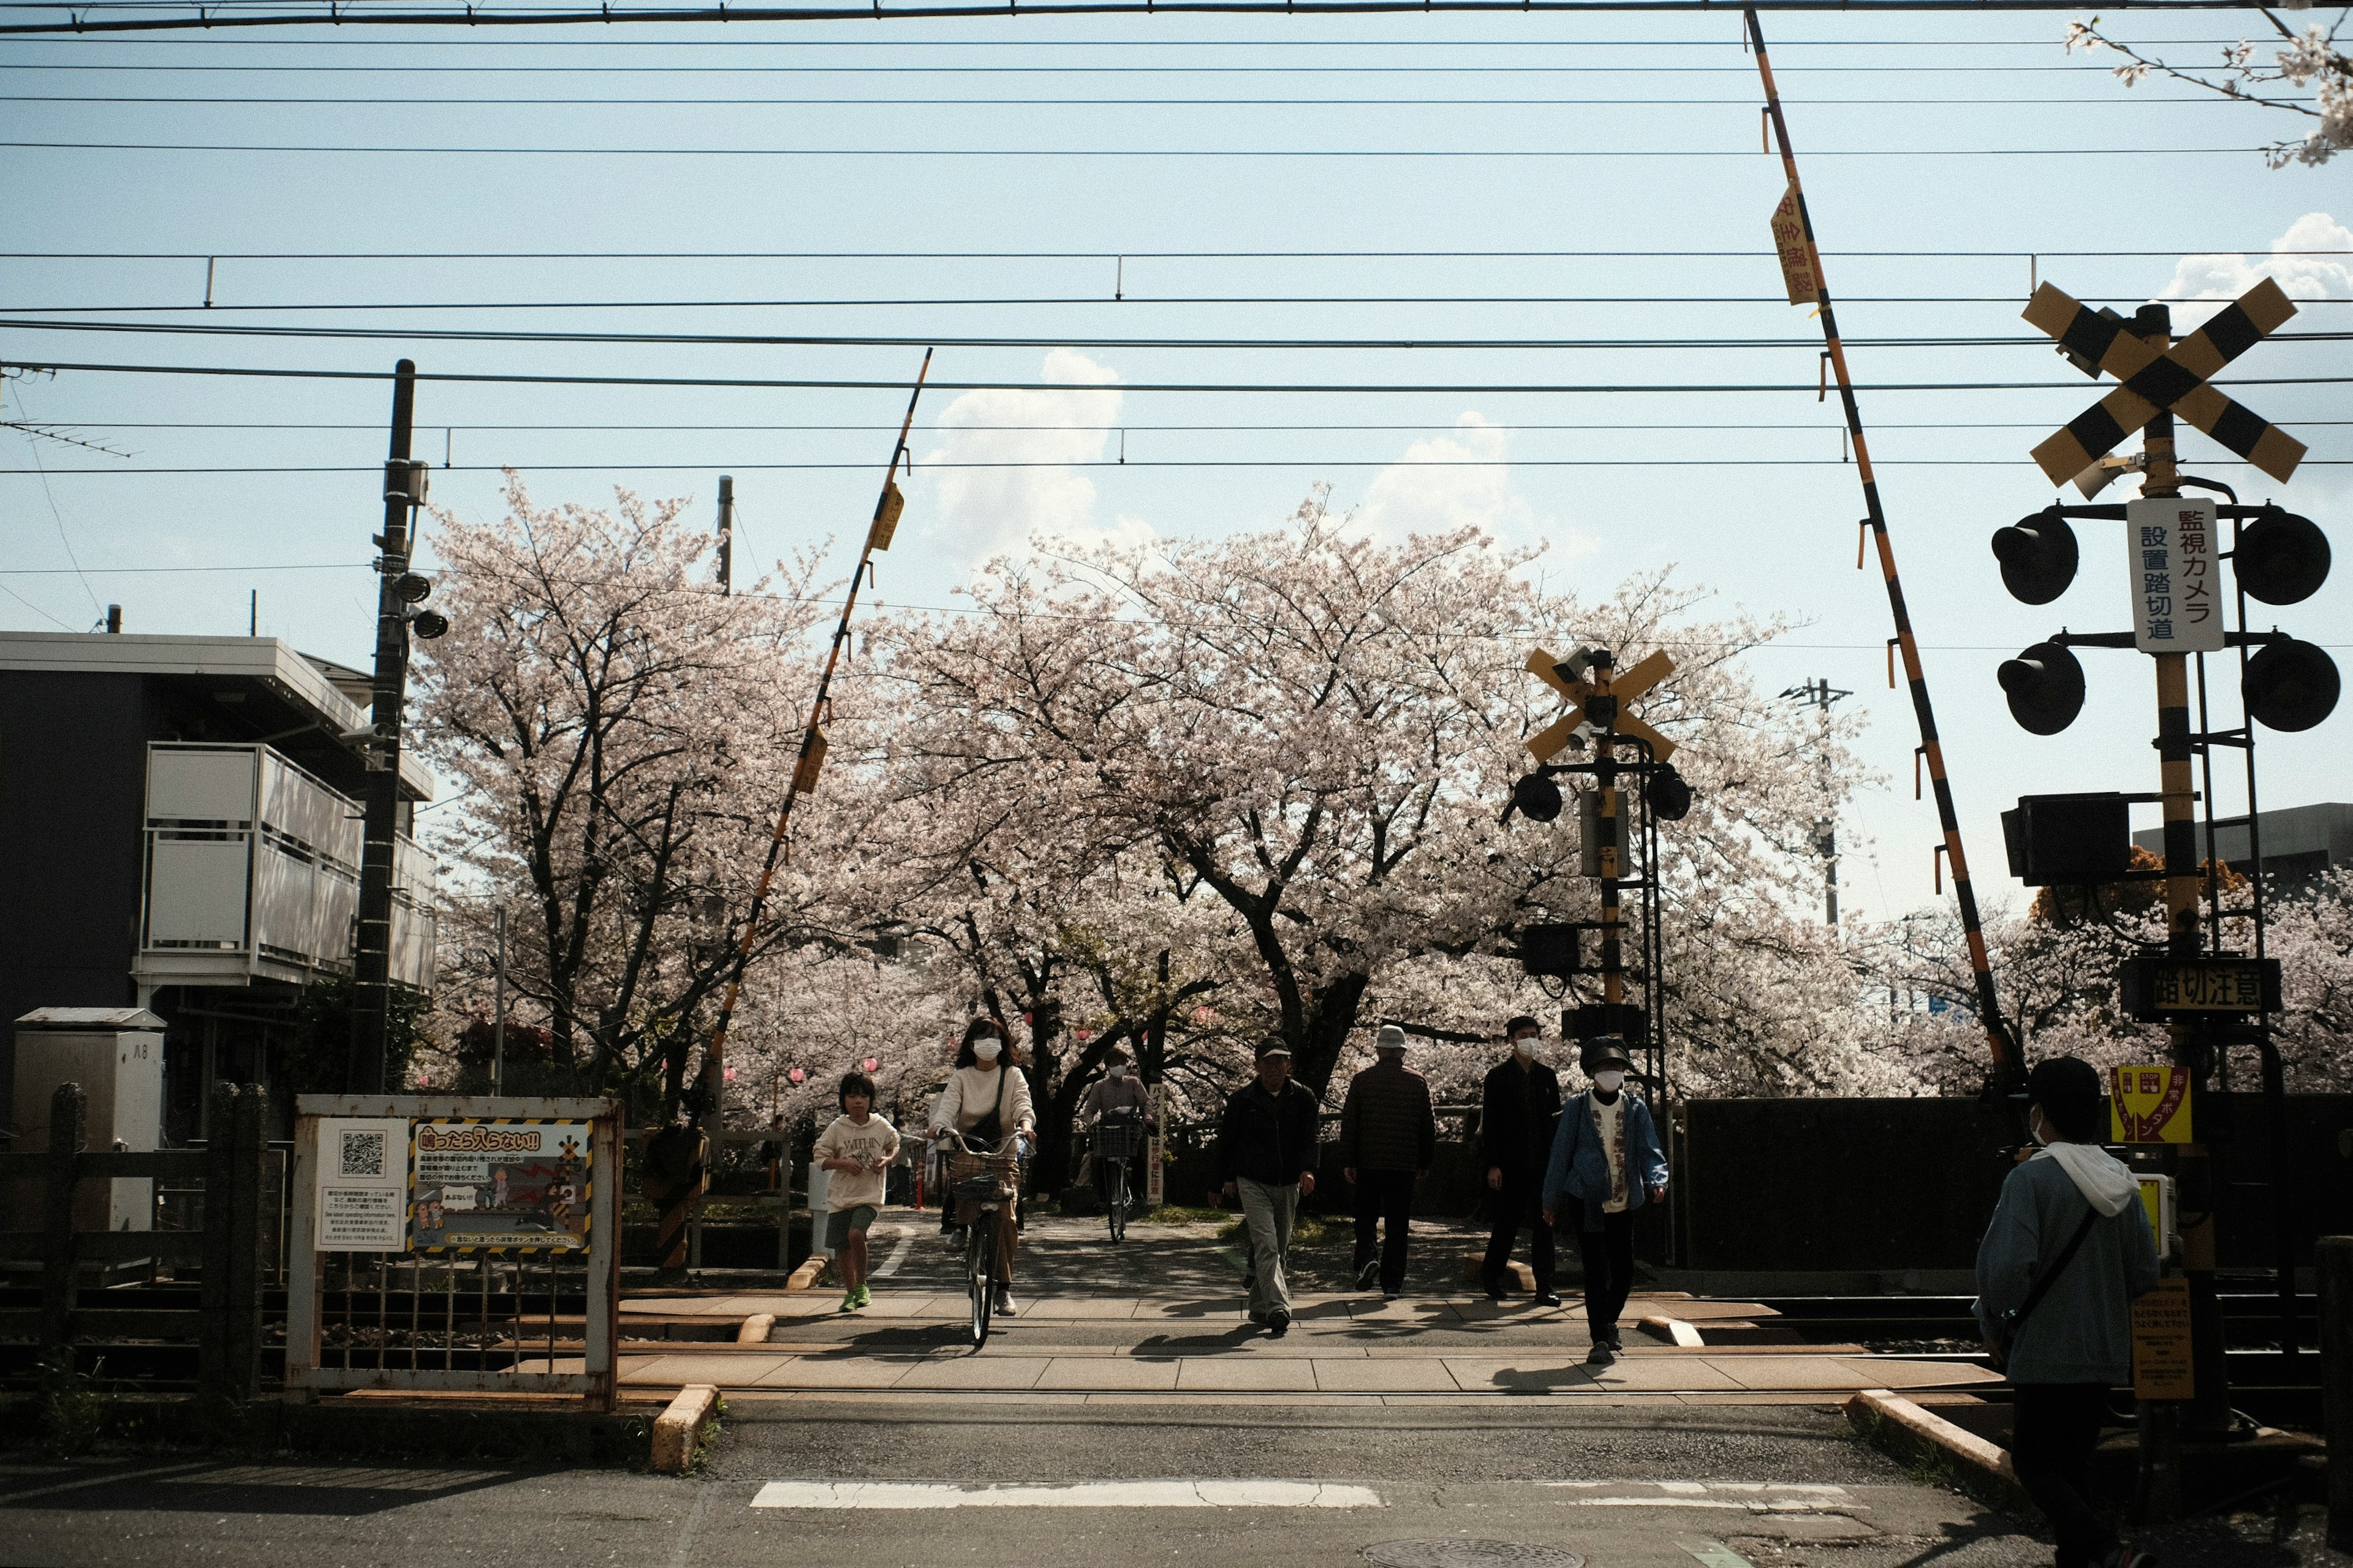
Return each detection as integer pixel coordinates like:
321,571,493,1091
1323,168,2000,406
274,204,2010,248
285,1094,620,1409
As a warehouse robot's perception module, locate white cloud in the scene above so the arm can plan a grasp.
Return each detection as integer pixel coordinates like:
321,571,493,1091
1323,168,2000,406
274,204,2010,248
1351,412,1588,555
919,349,1142,559
2159,211,2353,318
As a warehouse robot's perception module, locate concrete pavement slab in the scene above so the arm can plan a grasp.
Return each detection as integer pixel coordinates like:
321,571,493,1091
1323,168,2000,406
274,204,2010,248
890,1355,1051,1390
1039,1357,1184,1390
1311,1357,1461,1392
1174,1356,1319,1391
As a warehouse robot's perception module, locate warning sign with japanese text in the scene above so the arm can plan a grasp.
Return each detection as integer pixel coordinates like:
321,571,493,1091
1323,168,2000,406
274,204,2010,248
2110,1065,2195,1145
2124,496,2224,654
1769,185,1821,306
2132,1276,2195,1400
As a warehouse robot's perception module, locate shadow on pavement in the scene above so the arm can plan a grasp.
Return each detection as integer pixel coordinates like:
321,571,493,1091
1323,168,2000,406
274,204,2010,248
0,1457,537,1516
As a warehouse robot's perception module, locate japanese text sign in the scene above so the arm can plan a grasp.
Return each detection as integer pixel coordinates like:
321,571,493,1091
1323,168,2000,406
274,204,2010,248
1769,185,1820,306
2124,496,2224,654
2110,1064,2194,1145
411,1119,593,1253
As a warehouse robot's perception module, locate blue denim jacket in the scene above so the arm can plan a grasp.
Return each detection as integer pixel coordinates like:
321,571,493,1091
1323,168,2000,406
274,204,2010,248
1541,1089,1669,1231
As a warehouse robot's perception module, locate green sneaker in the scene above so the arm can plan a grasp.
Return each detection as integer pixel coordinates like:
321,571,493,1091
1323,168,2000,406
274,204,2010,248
839,1289,859,1314
852,1284,872,1309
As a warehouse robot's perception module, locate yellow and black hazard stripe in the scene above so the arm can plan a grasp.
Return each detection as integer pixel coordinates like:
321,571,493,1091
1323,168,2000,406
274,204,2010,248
2024,280,2306,485
1749,7,2021,1085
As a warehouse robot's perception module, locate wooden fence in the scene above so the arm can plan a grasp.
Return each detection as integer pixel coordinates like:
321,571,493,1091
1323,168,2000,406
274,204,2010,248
0,1081,273,1402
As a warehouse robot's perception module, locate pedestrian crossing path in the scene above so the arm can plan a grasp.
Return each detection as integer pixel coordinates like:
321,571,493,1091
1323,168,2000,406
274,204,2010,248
743,1479,1865,1515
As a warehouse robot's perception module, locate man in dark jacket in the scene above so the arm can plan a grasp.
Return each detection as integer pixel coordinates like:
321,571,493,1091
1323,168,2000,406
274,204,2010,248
1480,1014,1563,1306
1216,1039,1321,1336
1338,1024,1438,1297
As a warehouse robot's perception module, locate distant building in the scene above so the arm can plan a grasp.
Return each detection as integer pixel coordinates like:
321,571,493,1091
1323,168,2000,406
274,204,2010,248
0,632,436,1143
2132,802,2353,898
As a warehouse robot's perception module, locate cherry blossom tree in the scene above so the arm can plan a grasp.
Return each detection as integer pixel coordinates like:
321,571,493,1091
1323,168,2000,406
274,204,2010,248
2066,10,2351,167
413,473,858,1117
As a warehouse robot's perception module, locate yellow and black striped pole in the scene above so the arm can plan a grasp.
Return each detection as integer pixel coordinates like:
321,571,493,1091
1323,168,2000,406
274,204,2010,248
1747,10,2020,1085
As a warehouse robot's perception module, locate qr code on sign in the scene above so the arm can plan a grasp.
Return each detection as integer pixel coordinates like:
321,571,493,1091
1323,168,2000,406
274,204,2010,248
339,1130,387,1178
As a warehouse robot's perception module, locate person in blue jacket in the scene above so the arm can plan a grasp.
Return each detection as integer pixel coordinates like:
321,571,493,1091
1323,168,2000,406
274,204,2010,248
1974,1055,2161,1568
1541,1037,1668,1366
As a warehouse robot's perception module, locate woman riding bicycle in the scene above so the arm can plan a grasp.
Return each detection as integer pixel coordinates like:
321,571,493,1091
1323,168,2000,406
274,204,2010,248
1077,1045,1155,1210
930,1017,1034,1317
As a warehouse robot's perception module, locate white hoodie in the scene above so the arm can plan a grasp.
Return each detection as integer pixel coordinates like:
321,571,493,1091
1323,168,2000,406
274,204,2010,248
2033,1140,2140,1218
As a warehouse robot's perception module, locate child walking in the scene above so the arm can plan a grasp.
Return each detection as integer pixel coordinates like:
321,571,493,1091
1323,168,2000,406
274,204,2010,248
814,1071,900,1312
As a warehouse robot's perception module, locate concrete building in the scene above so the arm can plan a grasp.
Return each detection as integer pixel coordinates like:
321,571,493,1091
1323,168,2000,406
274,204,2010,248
0,631,435,1143
2132,801,2353,897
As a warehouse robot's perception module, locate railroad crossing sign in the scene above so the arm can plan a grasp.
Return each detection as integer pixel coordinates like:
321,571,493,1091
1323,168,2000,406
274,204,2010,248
2022,277,2308,487
1525,646,1677,763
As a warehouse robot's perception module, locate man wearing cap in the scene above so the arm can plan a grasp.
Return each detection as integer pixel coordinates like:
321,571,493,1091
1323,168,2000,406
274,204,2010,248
1216,1039,1322,1336
1480,1015,1564,1306
1975,1055,2161,1568
1542,1037,1668,1365
1338,1024,1438,1298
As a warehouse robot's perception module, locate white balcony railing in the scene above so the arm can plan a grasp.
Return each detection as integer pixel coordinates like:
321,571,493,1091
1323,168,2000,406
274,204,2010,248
135,743,436,991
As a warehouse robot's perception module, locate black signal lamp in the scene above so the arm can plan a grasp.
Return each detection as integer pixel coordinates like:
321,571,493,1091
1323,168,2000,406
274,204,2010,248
2001,792,2131,887
2243,637,2340,732
1511,772,1564,823
2234,509,2331,606
1996,642,2086,735
392,571,434,605
1645,764,1694,822
1990,510,2080,605
1521,923,1582,979
408,609,450,640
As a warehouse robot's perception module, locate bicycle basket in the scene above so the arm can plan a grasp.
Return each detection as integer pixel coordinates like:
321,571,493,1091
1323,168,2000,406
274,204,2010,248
1091,1121,1146,1162
947,1148,1019,1203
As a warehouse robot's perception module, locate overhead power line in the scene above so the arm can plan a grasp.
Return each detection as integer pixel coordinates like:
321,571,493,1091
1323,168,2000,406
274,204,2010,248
7,458,2344,475
0,138,2271,156
8,248,2335,261
6,315,2349,352
13,356,2351,396
0,31,2262,42
0,1,2283,37
42,419,2353,434
31,294,2353,311
0,91,2248,104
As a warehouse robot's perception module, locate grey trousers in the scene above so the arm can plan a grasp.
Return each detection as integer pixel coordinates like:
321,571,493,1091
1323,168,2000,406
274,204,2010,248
1236,1176,1298,1319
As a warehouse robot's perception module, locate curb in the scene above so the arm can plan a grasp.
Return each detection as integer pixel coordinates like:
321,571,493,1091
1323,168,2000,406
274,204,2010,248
738,1312,776,1344
784,1256,827,1292
651,1384,720,1474
1844,1388,2026,1510
1638,1315,1706,1347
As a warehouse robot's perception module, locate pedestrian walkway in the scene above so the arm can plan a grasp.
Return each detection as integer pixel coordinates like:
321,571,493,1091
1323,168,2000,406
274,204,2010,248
617,1211,2000,1405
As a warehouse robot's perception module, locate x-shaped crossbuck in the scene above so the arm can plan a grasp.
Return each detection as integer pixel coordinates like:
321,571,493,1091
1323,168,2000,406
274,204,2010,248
1525,648,1677,764
2023,276,2307,487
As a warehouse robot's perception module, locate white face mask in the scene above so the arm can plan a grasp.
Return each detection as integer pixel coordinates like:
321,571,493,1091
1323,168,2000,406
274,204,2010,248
974,1041,1002,1062
2029,1108,2050,1146
1512,1038,1536,1061
1593,1069,1625,1093
1108,1064,1128,1079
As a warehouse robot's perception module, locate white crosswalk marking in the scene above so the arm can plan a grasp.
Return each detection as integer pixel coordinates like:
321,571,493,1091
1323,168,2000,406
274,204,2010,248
1543,1482,1857,1514
751,1480,1385,1510
871,1224,914,1279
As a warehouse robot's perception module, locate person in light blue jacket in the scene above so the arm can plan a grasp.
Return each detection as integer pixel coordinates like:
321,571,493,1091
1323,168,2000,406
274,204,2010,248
1974,1056,2161,1568
1540,1038,1668,1366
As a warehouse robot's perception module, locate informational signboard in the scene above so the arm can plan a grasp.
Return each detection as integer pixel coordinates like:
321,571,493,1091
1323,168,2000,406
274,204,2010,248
1768,184,1821,306
1145,1085,1165,1209
2132,1276,2196,1400
2110,1065,2195,1145
2122,955,2282,1020
315,1116,411,1251
411,1119,592,1253
2124,496,2224,654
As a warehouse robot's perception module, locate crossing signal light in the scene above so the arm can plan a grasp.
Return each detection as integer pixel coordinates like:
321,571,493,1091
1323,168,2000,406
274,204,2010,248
1990,510,2080,605
2243,638,2341,732
1646,764,1694,822
1511,772,1564,823
1997,642,2086,735
1521,923,1582,979
2234,509,2332,606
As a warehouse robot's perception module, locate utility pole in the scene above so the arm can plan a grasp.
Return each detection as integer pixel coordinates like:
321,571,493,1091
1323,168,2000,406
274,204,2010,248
1782,678,1852,925
350,358,423,1096
493,904,507,1096
716,474,734,594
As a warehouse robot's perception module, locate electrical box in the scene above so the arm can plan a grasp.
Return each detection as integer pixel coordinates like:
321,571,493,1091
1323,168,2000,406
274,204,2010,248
2001,792,2132,886
1520,924,1582,979
11,1008,165,1235
2135,1172,2177,1260
1578,790,1622,879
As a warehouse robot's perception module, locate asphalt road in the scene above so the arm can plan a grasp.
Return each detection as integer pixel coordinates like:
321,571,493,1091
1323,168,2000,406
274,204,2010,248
1,1401,2332,1568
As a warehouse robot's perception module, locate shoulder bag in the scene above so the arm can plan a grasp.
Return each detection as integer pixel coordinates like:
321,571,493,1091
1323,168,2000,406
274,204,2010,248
1986,1204,2102,1373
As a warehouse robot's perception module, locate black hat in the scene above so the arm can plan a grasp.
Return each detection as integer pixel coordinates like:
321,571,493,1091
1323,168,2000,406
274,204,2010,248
1256,1038,1294,1062
1582,1036,1632,1072
2025,1055,2103,1140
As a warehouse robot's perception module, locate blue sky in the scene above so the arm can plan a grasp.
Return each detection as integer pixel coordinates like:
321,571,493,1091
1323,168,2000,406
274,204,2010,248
0,7,2345,928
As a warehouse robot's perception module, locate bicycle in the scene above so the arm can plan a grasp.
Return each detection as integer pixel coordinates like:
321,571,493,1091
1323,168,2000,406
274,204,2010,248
939,1131,1021,1348
1089,1109,1148,1244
